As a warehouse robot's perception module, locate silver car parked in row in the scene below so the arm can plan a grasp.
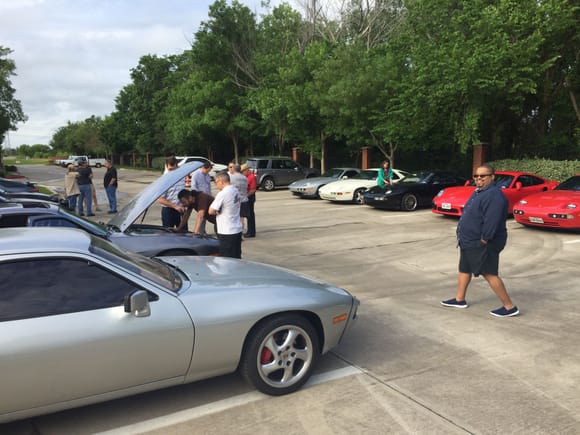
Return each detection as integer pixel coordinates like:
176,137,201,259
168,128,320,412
0,227,359,422
289,167,361,199
0,162,219,257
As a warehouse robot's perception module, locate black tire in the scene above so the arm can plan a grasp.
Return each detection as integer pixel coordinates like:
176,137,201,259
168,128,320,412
315,186,324,199
401,193,418,211
353,188,365,205
240,314,320,396
157,249,197,256
95,163,102,168
262,177,275,191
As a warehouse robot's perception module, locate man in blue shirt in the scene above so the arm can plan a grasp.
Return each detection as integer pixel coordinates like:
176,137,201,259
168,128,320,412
441,164,519,317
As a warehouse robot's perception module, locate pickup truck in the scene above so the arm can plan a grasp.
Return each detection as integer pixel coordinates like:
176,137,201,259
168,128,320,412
57,155,107,168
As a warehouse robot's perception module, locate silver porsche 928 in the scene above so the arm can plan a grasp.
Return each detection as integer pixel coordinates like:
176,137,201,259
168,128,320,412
0,227,359,423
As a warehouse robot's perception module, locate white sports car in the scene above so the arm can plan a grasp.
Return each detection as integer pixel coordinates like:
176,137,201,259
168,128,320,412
319,168,410,204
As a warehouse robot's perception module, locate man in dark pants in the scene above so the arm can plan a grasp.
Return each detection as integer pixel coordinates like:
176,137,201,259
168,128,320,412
77,160,94,216
156,157,185,229
103,159,118,213
242,163,257,237
208,172,243,258
441,164,519,317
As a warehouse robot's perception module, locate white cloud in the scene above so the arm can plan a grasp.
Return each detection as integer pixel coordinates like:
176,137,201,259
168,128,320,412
2,0,285,148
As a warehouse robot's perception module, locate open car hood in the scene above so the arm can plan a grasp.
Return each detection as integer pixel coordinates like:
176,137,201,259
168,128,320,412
108,162,202,232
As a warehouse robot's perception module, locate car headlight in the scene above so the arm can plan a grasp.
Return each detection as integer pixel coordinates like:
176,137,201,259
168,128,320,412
519,200,528,205
436,189,445,197
566,204,577,209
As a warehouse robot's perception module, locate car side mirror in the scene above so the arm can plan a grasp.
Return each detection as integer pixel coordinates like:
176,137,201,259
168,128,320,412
124,290,151,317
464,180,470,186
342,176,348,179
515,181,522,190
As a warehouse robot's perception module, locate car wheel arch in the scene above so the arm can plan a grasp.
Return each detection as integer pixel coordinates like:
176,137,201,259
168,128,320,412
239,310,324,364
238,310,324,395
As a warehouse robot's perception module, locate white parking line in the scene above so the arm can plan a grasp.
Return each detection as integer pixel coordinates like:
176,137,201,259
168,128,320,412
563,239,580,244
95,366,362,435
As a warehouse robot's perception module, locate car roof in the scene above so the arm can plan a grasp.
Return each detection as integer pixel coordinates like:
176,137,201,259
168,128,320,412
0,202,58,213
0,227,92,255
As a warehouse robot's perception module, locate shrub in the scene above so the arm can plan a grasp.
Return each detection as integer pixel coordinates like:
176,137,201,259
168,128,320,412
489,158,580,182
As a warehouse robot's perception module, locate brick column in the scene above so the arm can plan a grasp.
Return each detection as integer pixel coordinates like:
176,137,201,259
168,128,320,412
472,143,490,174
292,147,299,162
361,147,371,169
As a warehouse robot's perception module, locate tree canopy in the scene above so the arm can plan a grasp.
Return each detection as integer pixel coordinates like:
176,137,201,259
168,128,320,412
46,0,579,170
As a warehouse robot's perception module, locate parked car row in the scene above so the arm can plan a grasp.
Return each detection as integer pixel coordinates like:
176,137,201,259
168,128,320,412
288,167,579,230
0,163,220,256
0,162,359,423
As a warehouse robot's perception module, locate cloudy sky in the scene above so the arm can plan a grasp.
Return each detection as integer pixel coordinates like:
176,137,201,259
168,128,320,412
1,0,286,149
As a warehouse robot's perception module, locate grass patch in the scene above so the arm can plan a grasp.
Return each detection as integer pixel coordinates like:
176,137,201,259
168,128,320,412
3,156,53,165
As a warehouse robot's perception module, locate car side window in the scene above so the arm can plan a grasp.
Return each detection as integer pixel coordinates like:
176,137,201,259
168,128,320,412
257,160,268,169
283,160,299,170
29,217,78,228
0,214,29,227
344,170,358,178
517,175,543,187
0,258,144,322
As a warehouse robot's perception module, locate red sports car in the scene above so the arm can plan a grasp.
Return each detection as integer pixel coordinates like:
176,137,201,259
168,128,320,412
513,175,580,230
432,171,560,216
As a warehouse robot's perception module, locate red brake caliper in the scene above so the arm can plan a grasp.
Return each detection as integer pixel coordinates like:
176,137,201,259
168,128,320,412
260,347,273,364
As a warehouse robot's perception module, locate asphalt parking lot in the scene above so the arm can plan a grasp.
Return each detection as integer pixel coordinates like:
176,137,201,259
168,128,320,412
4,165,580,434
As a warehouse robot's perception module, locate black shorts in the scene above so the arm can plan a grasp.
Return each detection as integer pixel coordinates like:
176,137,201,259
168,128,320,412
459,242,501,276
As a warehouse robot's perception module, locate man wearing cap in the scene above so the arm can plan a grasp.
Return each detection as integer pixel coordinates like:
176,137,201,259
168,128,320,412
242,163,257,237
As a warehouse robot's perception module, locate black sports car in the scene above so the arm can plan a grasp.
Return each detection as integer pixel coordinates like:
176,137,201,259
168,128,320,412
363,170,468,211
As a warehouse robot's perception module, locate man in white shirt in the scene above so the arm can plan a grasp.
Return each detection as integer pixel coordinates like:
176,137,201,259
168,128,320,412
209,172,243,258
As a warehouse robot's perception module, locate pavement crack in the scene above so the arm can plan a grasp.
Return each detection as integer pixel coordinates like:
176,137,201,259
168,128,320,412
330,351,475,434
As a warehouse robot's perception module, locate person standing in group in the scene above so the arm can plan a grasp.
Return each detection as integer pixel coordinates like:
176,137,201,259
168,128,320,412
440,163,519,317
241,163,257,238
77,160,94,216
103,159,118,214
377,159,394,187
176,189,216,235
189,162,213,234
64,164,80,211
229,163,249,227
156,156,185,229
209,172,243,258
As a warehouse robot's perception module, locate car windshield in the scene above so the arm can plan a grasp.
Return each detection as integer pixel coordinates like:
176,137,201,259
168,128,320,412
353,170,378,180
321,168,345,178
398,171,428,183
89,237,181,291
555,176,580,191
466,173,514,188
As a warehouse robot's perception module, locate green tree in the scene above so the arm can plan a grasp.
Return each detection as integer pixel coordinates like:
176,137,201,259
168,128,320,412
173,0,258,162
0,46,27,162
